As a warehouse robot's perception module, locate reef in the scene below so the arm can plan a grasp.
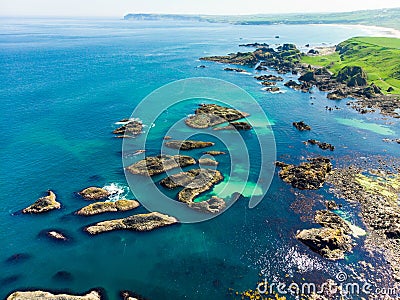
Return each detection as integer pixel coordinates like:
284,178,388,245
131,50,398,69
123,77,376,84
76,200,140,216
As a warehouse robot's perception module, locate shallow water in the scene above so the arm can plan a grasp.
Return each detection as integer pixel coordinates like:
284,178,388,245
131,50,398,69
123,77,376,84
1,17,399,299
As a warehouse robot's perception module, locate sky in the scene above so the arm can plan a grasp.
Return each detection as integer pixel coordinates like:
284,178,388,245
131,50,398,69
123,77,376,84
1,0,400,17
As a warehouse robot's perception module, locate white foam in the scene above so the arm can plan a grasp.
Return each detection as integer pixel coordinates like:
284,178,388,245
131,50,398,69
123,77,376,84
102,183,129,202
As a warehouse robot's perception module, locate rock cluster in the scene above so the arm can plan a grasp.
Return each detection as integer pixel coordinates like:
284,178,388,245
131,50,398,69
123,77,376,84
293,121,311,131
185,104,249,129
22,191,60,214
113,119,143,138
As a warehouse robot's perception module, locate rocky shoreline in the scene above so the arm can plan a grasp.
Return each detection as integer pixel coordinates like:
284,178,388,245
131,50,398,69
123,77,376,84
200,43,400,118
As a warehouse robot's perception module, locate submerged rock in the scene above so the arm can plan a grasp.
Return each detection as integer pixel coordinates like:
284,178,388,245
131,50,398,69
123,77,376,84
78,187,110,201
52,271,73,282
276,157,332,190
314,210,351,234
85,212,178,235
293,121,311,131
126,154,196,176
185,104,249,129
22,191,60,214
6,290,102,300
164,140,214,150
76,200,140,216
5,253,31,264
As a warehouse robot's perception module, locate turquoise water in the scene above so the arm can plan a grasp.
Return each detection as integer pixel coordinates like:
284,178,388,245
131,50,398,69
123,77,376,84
1,18,399,299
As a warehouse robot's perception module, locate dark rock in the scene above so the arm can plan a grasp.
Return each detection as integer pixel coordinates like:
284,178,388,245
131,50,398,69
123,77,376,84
213,121,252,131
325,200,339,210
387,87,394,92
261,80,276,86
307,49,319,55
299,71,316,82
293,121,311,131
164,140,214,150
315,210,351,234
276,157,332,190
307,139,334,151
1,275,21,286
200,52,258,66
239,42,269,48
126,154,196,176
85,212,178,234
22,191,60,214
336,66,367,87
263,86,280,92
327,89,348,100
78,187,110,201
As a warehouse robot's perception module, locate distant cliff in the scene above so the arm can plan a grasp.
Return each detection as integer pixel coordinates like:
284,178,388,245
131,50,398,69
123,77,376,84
124,7,400,30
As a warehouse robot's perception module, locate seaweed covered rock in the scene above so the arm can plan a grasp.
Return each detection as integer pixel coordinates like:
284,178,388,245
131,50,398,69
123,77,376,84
164,140,214,150
126,155,196,176
199,52,258,66
85,212,178,234
78,187,110,201
22,191,60,214
185,104,249,129
213,121,252,131
307,139,335,151
276,157,332,190
76,200,140,216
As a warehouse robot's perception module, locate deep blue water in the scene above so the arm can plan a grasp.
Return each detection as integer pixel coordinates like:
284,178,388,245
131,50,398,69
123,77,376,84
1,18,399,299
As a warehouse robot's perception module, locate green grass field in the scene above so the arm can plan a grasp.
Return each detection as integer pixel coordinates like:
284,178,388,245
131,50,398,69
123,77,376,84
301,37,400,94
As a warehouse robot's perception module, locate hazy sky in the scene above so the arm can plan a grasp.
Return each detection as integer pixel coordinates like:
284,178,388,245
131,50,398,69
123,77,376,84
1,0,400,17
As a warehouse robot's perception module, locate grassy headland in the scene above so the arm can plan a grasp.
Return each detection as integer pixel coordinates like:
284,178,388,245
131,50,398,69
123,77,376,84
301,37,400,94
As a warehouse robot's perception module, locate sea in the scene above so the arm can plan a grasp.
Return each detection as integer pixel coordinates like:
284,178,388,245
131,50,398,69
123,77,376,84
0,17,399,299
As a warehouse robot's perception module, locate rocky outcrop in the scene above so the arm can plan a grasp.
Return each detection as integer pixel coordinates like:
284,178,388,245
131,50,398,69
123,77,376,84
306,139,335,151
263,87,280,92
85,212,178,234
160,169,225,213
296,227,353,260
78,187,110,201
189,196,226,214
76,200,140,216
296,210,354,260
120,291,148,300
164,140,214,150
293,121,311,131
213,121,252,131
199,52,258,66
6,290,102,300
276,157,332,190
198,158,218,166
113,119,143,137
126,155,196,176
203,151,226,156
284,80,311,92
260,80,276,86
22,191,60,214
185,104,249,129
336,66,367,87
